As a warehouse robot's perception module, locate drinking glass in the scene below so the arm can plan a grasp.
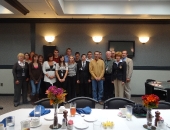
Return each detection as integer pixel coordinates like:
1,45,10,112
126,105,132,121
70,102,76,117
157,121,167,130
0,123,5,130
93,121,101,130
6,116,15,127
21,120,30,130
34,105,41,117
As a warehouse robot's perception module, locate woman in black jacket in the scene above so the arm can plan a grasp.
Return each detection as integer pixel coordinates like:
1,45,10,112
111,51,126,98
12,53,29,107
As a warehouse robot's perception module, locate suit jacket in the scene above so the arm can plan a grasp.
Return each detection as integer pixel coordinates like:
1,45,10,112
111,61,126,82
77,61,91,83
125,58,133,79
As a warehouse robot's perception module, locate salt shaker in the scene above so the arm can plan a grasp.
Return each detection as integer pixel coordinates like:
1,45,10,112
61,118,67,129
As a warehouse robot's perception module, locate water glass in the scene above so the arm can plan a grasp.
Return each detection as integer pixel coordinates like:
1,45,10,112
0,123,5,130
93,121,101,130
70,102,76,117
157,121,167,130
21,120,30,130
34,105,41,117
126,105,132,121
6,116,15,127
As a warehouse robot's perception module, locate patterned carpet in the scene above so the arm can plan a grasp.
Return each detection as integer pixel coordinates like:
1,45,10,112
0,96,142,115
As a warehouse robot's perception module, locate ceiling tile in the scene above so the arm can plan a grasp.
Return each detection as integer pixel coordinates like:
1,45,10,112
26,2,51,11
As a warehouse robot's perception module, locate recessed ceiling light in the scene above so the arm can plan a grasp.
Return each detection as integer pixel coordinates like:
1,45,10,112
0,5,13,14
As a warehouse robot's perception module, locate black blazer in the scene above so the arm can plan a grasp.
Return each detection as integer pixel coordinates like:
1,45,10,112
111,61,126,83
77,61,91,83
12,62,29,81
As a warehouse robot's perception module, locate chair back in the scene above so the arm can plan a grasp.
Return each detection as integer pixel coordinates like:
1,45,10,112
104,97,135,109
34,98,53,108
157,101,170,109
67,97,98,108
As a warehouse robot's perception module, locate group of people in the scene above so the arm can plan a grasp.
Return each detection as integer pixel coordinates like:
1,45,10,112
12,48,133,107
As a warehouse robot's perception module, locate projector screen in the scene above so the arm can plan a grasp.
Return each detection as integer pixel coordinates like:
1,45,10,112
108,41,135,58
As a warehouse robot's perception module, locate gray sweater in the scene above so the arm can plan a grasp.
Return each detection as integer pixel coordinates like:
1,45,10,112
68,63,77,77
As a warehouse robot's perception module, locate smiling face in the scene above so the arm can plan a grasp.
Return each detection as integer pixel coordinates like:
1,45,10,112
122,51,128,58
94,51,100,60
69,56,74,63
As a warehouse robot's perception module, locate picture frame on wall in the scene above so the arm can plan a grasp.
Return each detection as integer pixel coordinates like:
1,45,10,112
108,41,135,58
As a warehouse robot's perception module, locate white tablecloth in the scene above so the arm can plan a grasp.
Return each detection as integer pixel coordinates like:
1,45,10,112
0,108,170,130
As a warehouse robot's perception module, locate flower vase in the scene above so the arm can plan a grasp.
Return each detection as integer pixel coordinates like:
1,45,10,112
146,108,152,130
49,104,62,129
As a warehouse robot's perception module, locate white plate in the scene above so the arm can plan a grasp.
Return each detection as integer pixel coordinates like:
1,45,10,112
44,115,54,121
74,123,89,129
30,123,42,128
84,115,97,122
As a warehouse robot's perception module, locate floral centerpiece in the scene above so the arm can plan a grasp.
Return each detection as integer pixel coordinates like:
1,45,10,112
142,94,160,129
142,94,160,109
46,86,67,129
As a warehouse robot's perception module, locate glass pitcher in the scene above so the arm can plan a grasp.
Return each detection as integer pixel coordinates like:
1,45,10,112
20,120,30,130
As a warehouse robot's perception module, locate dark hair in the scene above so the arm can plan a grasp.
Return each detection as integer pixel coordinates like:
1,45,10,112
54,49,59,53
32,54,39,63
66,48,72,52
24,52,30,58
94,51,100,54
47,53,53,61
59,55,66,66
87,51,92,54
38,55,44,62
81,54,86,58
75,52,80,55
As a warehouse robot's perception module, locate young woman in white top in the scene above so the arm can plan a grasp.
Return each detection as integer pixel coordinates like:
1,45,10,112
56,55,68,90
43,53,57,89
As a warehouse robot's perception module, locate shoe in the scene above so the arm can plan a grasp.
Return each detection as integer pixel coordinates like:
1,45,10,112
14,103,19,107
99,101,104,105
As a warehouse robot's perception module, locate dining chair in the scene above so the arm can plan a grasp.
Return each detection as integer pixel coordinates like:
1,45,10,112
156,101,170,109
66,97,98,108
34,98,66,108
103,97,135,109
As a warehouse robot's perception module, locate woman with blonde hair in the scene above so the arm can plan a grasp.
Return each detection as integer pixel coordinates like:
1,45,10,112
67,55,77,100
12,53,29,107
111,51,126,98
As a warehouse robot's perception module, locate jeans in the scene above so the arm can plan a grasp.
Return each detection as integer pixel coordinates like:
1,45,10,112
30,80,41,96
92,80,103,101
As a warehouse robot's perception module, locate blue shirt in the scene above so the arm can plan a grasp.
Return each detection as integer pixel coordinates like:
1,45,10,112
64,55,69,63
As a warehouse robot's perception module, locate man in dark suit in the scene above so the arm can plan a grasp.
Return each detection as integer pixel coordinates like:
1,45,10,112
77,54,91,97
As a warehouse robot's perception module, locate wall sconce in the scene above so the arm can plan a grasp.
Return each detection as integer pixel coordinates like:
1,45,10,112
139,37,149,44
92,36,102,44
45,36,55,43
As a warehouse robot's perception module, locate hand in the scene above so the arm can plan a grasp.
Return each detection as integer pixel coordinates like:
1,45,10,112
35,81,38,84
122,82,125,85
77,80,80,83
62,78,65,82
46,74,49,77
98,77,101,81
88,79,91,83
111,81,114,84
126,78,130,82
102,77,105,81
15,80,19,84
59,78,62,82
26,78,29,81
49,76,54,79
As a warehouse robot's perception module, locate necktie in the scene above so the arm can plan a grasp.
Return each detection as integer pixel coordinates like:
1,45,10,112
83,62,85,69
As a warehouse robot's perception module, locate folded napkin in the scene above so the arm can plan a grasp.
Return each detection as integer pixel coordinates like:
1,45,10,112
132,104,147,115
0,116,12,127
76,106,91,114
29,105,51,117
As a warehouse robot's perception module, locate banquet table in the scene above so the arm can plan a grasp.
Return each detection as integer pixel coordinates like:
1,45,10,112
0,108,170,130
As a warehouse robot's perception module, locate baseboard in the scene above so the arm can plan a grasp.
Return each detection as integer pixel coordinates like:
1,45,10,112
0,94,14,96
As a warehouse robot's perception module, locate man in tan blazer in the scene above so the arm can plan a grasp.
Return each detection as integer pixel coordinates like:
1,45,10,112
122,50,133,99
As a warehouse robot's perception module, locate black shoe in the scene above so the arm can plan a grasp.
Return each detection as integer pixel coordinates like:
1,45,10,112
14,103,19,107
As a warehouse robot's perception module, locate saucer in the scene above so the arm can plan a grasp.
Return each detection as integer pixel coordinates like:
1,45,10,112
30,122,42,128
44,115,53,121
74,122,89,129
84,115,97,122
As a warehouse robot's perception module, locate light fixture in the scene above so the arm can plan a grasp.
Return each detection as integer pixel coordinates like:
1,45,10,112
92,36,102,44
139,37,149,44
45,36,55,43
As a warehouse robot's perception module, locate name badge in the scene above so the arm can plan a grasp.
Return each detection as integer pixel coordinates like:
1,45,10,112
22,72,25,76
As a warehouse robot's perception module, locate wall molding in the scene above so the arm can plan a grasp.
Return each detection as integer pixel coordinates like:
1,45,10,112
0,18,170,24
1,65,170,70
